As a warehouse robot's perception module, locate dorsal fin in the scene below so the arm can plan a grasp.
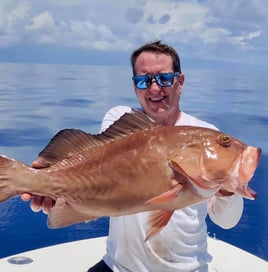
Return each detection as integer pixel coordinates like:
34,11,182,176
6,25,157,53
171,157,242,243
101,109,157,139
38,129,103,166
38,109,158,166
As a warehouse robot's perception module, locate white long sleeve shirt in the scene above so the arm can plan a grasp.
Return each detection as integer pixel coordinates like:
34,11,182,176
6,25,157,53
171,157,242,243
100,105,243,272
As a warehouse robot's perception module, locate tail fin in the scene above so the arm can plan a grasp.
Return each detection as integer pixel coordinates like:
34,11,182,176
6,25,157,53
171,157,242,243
0,155,18,202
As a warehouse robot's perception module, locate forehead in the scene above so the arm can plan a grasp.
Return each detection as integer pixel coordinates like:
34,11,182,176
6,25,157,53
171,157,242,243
135,51,173,74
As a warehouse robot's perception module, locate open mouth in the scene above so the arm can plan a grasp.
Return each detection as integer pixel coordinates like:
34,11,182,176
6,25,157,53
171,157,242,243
149,96,166,102
239,146,261,184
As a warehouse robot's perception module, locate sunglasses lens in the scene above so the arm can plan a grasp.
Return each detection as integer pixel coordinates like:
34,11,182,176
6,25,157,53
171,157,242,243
133,75,151,89
156,73,174,87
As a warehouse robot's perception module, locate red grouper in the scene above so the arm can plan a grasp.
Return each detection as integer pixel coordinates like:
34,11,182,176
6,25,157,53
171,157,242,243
0,110,261,240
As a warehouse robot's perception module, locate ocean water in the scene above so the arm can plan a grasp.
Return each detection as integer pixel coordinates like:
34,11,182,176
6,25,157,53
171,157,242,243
0,62,267,261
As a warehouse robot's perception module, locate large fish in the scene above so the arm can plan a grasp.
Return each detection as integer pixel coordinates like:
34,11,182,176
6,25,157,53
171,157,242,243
0,110,261,240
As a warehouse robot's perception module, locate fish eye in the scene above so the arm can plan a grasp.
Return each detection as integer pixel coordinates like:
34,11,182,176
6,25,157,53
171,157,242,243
217,134,232,147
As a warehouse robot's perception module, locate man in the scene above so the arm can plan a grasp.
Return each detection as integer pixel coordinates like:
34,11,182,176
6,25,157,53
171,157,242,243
22,41,243,272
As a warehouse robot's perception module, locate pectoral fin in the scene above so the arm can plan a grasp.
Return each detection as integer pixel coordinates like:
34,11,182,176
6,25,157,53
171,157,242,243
48,198,97,228
145,183,183,205
145,210,174,241
144,183,182,240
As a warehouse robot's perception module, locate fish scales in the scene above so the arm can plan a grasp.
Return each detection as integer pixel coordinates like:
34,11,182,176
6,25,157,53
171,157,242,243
0,110,261,240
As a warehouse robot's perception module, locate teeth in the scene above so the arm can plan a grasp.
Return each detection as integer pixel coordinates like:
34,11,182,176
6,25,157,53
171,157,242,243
150,97,164,102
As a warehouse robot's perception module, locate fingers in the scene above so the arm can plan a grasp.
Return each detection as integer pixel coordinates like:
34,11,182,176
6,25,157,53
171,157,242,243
22,195,55,214
21,194,55,214
21,157,53,214
32,158,50,169
30,196,55,214
21,194,45,213
30,195,43,212
41,197,55,214
21,192,32,201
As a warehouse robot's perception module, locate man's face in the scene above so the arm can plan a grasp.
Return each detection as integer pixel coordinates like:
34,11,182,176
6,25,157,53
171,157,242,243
133,51,184,126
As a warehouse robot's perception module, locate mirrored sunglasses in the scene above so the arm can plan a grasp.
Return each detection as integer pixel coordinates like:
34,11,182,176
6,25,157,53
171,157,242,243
132,72,180,90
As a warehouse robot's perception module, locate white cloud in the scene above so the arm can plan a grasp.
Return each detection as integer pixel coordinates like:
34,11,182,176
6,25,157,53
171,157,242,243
229,30,262,48
24,11,57,44
25,11,55,31
0,1,30,28
248,31,262,40
0,0,267,65
0,1,31,46
67,20,116,49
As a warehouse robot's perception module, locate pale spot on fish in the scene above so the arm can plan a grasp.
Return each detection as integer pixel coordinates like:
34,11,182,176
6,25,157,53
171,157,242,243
205,148,217,159
148,140,153,150
141,158,148,165
78,155,84,161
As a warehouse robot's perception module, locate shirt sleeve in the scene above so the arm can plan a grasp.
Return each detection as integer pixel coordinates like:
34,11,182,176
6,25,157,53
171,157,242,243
100,105,132,133
207,194,244,229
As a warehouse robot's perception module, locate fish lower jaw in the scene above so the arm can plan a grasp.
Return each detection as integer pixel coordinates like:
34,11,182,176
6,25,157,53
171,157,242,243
187,178,219,198
231,182,257,200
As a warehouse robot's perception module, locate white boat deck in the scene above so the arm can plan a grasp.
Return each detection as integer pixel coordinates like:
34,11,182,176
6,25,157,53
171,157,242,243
0,236,267,271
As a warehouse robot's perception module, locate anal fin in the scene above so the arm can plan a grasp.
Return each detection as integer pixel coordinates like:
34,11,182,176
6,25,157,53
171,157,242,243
48,198,97,228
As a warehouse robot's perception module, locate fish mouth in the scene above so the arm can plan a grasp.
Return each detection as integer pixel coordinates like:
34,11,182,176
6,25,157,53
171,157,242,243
226,146,261,200
237,146,261,199
239,146,261,183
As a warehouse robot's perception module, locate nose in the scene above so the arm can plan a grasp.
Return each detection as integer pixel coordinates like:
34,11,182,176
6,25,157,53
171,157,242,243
149,78,162,92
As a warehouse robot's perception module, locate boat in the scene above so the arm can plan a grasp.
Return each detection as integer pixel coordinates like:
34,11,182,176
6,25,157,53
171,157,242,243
0,236,267,271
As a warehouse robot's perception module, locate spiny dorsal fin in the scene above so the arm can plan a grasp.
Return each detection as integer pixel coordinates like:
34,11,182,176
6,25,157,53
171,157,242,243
38,129,104,166
38,110,158,166
101,109,158,139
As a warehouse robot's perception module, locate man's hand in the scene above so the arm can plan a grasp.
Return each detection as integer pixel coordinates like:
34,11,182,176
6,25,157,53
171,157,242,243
20,158,55,214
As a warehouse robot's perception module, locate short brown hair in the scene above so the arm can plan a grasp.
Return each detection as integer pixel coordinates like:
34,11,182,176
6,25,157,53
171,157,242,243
130,40,181,75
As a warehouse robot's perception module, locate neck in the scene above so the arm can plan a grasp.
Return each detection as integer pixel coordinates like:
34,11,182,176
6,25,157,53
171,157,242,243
161,110,181,126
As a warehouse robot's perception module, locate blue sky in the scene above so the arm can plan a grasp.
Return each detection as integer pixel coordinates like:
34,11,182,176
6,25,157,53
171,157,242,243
0,0,267,68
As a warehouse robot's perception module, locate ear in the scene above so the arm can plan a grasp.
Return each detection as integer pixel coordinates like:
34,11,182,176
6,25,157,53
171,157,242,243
178,73,185,86
176,73,184,96
133,81,138,91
